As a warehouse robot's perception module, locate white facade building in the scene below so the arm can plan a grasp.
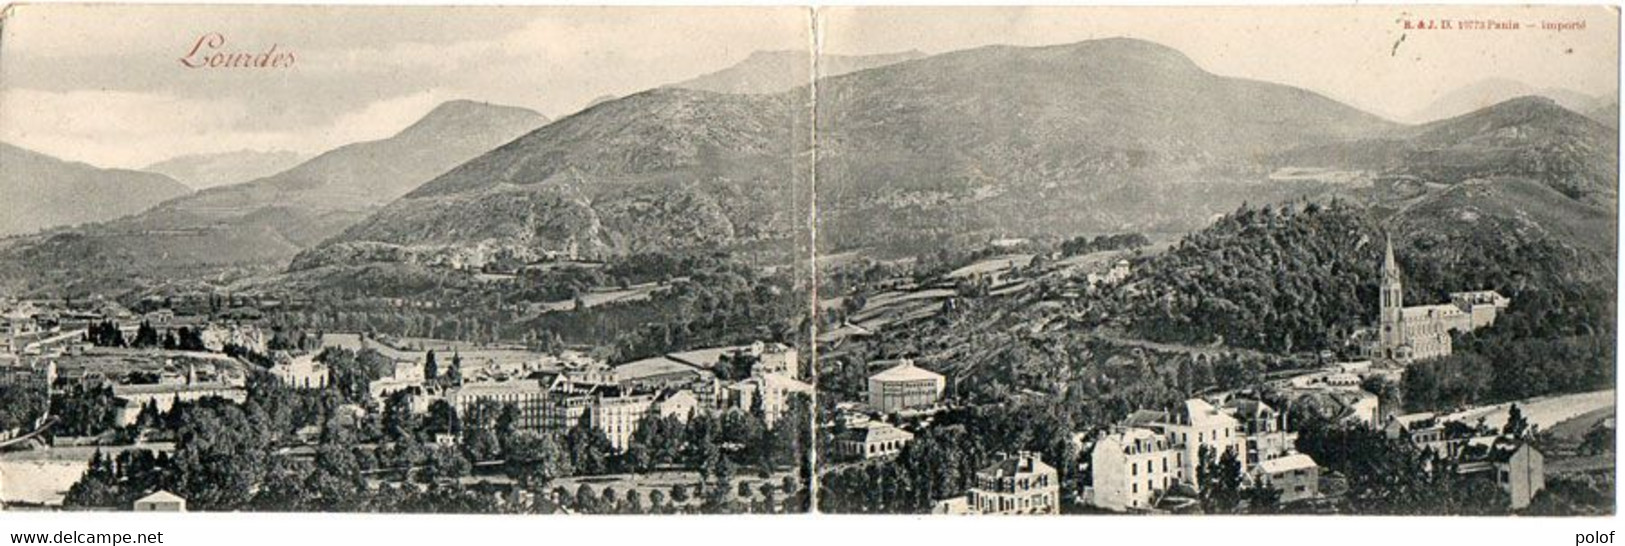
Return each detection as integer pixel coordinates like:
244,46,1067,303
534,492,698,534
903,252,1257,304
1091,427,1184,511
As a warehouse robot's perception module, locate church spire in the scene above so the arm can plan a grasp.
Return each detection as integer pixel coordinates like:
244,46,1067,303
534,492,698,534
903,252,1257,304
1382,235,1400,279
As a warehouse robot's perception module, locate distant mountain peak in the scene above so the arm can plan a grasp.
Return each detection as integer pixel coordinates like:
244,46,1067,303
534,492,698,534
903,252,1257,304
1414,78,1608,123
1429,94,1596,131
670,48,926,94
398,100,548,138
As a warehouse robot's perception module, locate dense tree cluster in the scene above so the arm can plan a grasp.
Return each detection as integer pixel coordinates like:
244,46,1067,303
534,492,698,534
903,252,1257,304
0,381,48,434
1058,233,1150,257
1294,418,1509,515
817,402,1078,514
51,383,120,437
1118,202,1383,354
1402,334,1613,413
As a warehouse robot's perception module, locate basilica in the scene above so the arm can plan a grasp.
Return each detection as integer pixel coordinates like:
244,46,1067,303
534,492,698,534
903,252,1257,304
1374,237,1511,362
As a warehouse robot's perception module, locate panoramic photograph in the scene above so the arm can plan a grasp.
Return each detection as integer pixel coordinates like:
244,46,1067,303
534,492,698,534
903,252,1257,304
0,4,1617,518
0,5,819,514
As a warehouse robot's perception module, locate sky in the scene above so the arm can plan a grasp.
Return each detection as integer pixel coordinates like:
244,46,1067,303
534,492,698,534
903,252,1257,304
0,5,1616,169
0,6,812,168
821,6,1619,123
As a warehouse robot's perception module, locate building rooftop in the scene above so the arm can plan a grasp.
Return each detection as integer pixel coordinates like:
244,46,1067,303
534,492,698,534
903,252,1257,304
1402,304,1464,320
1122,409,1169,427
1254,453,1318,474
449,379,548,397
134,490,185,504
1101,427,1171,455
870,359,944,383
614,356,704,380
848,421,915,444
112,382,241,396
1391,412,1438,428
1175,399,1238,428
979,451,1056,479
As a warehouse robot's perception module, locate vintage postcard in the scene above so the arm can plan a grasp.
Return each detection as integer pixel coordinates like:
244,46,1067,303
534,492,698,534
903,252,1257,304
0,4,1615,518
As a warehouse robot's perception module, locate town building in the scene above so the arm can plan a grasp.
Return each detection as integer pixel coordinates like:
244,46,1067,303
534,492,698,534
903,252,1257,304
112,367,247,426
269,352,328,389
1375,237,1511,362
655,389,700,421
1222,398,1297,464
1250,453,1320,504
931,496,973,515
1384,412,1469,459
727,370,812,426
834,421,915,460
1083,259,1133,289
1468,439,1545,510
446,379,552,431
967,451,1060,515
1090,427,1183,511
744,341,800,380
590,393,658,451
867,359,946,414
132,490,186,512
368,359,430,406
1157,399,1249,481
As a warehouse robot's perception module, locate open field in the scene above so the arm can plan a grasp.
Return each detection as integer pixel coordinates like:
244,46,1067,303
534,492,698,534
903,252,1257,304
53,348,242,381
0,443,175,507
1547,406,1615,442
946,254,1033,280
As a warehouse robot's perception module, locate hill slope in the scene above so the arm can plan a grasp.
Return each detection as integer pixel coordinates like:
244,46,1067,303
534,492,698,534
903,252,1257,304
295,88,809,270
143,149,306,190
0,144,191,237
1275,96,1618,207
1586,100,1618,129
814,38,1401,252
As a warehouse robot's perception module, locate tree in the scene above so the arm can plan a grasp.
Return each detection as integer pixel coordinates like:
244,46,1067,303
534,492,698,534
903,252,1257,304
424,350,439,382
1243,482,1282,514
382,390,420,442
565,414,614,476
574,484,601,514
133,321,160,348
503,431,573,489
1503,403,1529,438
423,400,459,437
624,488,645,514
670,484,690,504
446,353,464,385
649,489,668,514
1196,445,1244,513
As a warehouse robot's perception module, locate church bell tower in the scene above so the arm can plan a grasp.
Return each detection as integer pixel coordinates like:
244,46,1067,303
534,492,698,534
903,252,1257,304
1377,235,1404,359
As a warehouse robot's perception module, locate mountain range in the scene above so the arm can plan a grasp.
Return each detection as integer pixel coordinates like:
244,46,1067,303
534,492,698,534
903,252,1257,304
301,38,1616,271
0,100,547,295
143,149,307,190
0,143,192,237
1,38,1615,299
